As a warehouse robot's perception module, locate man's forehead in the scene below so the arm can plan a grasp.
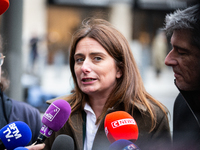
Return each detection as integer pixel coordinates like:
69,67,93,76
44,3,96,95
171,30,200,53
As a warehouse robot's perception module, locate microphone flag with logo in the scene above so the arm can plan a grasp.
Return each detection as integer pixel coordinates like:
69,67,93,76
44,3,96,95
35,99,71,144
109,139,140,150
0,121,32,150
104,111,139,143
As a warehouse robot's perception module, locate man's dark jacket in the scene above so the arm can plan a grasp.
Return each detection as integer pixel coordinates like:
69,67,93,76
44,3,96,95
173,89,200,150
0,91,42,144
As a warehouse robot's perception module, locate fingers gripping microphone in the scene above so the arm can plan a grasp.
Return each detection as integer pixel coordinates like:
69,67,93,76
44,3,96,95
35,99,71,144
51,134,74,150
0,0,9,15
109,139,140,150
0,121,32,150
104,111,139,143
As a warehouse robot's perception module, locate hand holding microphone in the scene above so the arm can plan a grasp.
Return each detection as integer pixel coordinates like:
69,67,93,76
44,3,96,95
14,143,45,150
0,121,32,150
35,99,71,144
104,111,139,143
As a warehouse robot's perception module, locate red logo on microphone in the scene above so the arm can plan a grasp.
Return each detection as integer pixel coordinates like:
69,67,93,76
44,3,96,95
111,119,136,128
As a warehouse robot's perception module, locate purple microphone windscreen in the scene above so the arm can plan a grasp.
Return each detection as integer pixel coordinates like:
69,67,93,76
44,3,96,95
109,139,134,150
42,99,71,131
0,121,32,150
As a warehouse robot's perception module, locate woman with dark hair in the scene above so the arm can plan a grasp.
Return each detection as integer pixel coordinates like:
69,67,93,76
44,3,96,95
44,18,171,150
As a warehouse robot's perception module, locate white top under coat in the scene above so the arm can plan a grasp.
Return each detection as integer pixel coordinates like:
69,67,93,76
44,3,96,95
83,103,100,150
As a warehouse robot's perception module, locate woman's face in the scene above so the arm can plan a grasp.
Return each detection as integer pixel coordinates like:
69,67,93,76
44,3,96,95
74,37,122,98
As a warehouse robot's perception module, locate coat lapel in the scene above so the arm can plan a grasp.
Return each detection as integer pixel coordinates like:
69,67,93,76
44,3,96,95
70,112,83,150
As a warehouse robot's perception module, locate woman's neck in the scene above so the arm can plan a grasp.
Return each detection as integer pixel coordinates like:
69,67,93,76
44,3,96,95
88,95,107,118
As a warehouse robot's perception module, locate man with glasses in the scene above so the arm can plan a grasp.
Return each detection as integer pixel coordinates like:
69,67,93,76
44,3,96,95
164,4,200,150
0,36,44,149
0,0,44,148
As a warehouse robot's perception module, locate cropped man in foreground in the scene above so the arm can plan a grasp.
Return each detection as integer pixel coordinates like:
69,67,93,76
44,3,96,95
164,4,200,150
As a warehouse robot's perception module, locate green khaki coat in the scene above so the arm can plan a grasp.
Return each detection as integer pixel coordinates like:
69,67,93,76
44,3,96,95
44,96,171,150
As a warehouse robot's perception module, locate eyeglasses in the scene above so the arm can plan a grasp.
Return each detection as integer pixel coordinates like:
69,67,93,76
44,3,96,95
0,53,5,66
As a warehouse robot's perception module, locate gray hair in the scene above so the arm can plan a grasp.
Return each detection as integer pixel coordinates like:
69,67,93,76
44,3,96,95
164,4,200,49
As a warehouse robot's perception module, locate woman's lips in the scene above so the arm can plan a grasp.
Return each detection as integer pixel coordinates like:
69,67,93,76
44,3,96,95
82,78,96,82
81,78,97,84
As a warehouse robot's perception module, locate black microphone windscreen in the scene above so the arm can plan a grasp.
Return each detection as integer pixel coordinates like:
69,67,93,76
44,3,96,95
51,134,74,150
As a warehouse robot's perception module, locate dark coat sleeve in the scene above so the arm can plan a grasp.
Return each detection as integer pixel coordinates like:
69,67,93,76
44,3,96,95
173,93,200,150
8,98,42,144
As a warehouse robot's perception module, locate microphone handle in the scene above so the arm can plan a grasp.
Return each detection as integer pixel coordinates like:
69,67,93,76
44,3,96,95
35,134,47,144
0,139,6,149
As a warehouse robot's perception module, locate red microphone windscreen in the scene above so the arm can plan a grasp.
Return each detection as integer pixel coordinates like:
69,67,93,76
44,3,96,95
0,0,9,15
104,111,139,143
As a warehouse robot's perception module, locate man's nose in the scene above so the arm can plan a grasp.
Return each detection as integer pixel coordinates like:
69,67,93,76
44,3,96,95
165,50,178,66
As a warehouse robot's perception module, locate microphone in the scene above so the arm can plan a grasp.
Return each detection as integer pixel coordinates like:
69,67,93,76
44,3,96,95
0,0,9,15
51,134,74,150
14,147,28,150
104,111,139,143
0,121,32,150
35,99,71,144
109,139,140,150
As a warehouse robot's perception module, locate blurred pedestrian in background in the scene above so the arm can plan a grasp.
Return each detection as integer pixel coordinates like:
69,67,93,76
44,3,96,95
138,31,151,81
152,29,168,78
29,33,39,74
